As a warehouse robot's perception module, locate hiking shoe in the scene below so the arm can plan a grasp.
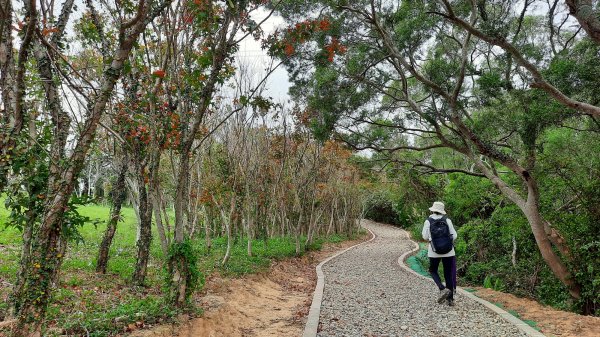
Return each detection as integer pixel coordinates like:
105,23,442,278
447,298,455,306
437,289,450,304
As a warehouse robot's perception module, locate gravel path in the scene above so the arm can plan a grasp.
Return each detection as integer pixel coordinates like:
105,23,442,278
317,220,529,337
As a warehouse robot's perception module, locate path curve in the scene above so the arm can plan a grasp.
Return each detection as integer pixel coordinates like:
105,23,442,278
305,220,545,337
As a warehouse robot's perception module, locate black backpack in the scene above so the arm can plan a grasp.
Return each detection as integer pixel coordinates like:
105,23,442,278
428,216,453,254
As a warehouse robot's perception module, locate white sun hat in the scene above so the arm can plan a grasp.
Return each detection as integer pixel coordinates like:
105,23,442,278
429,201,446,215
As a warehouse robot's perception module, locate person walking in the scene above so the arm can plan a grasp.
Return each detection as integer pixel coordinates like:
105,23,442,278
422,201,458,306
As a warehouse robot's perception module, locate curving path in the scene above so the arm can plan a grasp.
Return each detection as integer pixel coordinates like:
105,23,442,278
311,220,537,337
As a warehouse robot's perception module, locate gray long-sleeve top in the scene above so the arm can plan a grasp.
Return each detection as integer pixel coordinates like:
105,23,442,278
422,213,457,258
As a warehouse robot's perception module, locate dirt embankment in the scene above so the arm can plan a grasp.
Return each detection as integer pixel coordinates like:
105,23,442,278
473,288,600,337
131,235,369,337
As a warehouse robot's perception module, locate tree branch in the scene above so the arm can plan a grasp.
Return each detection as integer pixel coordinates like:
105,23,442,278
437,0,600,117
565,0,600,44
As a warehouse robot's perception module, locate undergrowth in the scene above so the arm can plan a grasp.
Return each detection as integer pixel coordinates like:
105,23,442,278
0,200,360,335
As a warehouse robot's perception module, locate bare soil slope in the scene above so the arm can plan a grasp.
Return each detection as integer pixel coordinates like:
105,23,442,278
131,236,367,337
473,288,600,337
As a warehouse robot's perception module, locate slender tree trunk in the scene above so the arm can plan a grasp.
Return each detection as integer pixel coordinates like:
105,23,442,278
246,217,253,257
202,205,212,251
127,177,142,228
11,2,173,333
342,196,349,233
167,9,235,307
221,197,235,266
295,211,303,256
327,200,336,235
7,108,40,318
52,236,69,286
8,215,34,318
132,160,153,286
0,0,35,194
512,236,517,267
169,152,191,306
12,189,69,336
96,156,128,273
153,194,169,256
245,188,253,257
160,190,172,236
82,172,90,197
149,149,168,256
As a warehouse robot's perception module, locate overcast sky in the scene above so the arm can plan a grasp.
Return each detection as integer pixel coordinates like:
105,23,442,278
235,8,291,103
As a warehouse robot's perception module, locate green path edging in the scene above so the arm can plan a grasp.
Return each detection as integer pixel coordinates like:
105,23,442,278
402,237,545,337
405,243,429,277
493,302,542,332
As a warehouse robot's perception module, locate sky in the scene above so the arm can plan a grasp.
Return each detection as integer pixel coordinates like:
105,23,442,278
235,8,291,103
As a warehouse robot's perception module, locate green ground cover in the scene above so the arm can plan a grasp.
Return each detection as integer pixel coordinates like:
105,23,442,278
404,240,541,332
405,243,429,277
0,200,357,336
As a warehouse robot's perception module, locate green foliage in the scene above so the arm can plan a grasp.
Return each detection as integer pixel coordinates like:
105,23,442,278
1,199,360,332
422,50,460,93
535,126,600,313
166,238,201,305
48,295,175,337
304,66,372,141
546,40,600,104
444,174,499,226
363,191,401,226
446,157,600,312
476,71,505,98
275,0,600,316
363,189,413,227
483,275,506,292
389,0,438,51
536,267,571,310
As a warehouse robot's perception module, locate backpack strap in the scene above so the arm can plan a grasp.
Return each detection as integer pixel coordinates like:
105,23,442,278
428,215,447,224
428,216,448,240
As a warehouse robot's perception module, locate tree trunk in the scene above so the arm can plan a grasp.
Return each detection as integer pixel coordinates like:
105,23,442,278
82,172,90,197
169,152,191,306
246,218,253,257
160,190,172,236
153,193,169,256
512,236,517,267
149,148,168,256
126,177,142,231
167,9,235,307
327,205,335,236
295,211,303,256
7,110,40,318
522,192,581,299
132,160,153,286
11,1,173,333
12,191,69,336
202,205,212,251
8,213,34,318
221,197,236,265
565,0,600,44
473,157,581,299
0,0,36,194
96,156,128,273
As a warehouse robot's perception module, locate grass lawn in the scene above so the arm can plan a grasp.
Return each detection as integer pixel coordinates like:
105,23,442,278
0,199,355,336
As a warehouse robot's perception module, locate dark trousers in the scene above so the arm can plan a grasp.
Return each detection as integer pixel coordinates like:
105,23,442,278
429,256,456,300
